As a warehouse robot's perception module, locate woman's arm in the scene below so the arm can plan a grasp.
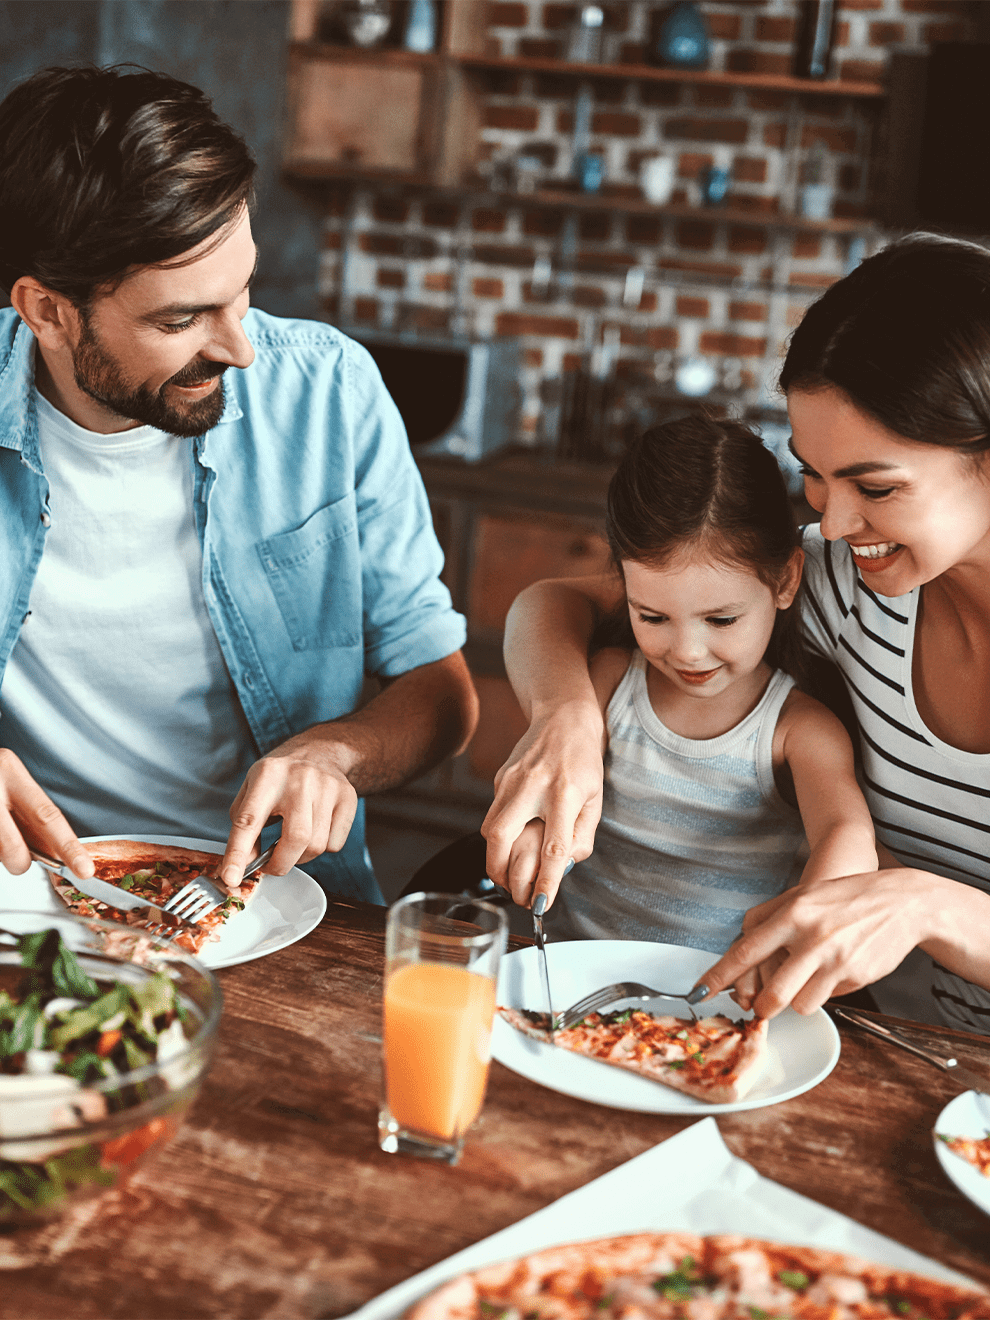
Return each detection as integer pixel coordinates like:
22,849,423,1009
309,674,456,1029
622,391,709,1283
500,646,631,909
778,692,878,887
481,573,624,894
699,865,990,1019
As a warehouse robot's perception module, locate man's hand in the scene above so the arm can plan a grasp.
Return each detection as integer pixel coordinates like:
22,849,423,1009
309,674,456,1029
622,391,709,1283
482,701,604,903
220,652,478,891
0,748,94,879
220,734,358,891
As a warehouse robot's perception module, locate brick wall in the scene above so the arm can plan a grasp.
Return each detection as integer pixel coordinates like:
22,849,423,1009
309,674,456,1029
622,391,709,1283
318,0,976,442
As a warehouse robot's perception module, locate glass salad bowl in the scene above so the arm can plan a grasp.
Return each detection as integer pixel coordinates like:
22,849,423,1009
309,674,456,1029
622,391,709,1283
0,910,222,1226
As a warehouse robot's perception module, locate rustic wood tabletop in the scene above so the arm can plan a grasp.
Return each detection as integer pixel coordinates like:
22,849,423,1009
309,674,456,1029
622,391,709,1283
2,897,989,1320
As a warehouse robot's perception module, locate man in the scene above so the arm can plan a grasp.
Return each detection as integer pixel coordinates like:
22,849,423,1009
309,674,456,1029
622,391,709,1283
0,65,477,902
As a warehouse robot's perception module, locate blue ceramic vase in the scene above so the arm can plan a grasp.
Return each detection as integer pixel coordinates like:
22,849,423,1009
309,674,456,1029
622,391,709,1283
651,2,710,71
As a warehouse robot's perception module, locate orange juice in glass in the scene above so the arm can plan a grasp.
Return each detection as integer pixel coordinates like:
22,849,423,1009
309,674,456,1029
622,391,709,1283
379,892,508,1164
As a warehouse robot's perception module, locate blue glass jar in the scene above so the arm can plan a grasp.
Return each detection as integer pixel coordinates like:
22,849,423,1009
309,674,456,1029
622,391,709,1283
649,2,710,71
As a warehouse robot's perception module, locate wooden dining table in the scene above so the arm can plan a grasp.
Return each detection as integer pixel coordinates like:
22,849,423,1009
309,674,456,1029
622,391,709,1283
2,896,990,1319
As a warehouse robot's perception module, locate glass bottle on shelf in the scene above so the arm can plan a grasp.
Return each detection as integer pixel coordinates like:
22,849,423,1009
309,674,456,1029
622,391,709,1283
799,140,832,219
565,6,605,64
403,0,436,53
793,0,837,80
699,145,733,208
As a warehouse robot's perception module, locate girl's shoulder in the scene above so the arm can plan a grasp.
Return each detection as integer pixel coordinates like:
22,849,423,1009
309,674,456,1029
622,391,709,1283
772,682,856,766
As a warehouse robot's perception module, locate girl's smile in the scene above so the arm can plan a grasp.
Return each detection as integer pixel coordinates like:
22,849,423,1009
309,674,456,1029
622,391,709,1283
623,550,801,735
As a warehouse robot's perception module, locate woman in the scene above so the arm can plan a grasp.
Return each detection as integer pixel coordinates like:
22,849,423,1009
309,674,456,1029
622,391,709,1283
483,232,990,1034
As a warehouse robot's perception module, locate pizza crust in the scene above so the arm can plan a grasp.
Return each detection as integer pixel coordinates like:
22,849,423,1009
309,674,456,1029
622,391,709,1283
404,1232,990,1320
497,1006,769,1104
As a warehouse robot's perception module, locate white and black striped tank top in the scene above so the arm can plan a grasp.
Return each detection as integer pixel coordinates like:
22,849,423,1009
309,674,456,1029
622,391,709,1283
545,652,806,953
800,525,990,1033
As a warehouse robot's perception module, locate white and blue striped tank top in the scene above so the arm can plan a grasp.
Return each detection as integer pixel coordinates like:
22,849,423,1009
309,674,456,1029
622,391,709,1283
545,651,806,953
800,524,990,1034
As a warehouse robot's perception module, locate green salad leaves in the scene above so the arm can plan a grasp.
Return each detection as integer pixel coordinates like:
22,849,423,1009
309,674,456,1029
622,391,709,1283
0,929,185,1085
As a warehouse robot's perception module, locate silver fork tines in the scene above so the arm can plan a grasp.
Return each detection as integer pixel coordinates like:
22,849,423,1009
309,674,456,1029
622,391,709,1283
556,980,710,1032
162,843,275,925
162,877,226,925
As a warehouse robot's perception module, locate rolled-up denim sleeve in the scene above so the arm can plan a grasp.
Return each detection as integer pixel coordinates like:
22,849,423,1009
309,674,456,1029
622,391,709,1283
344,340,466,677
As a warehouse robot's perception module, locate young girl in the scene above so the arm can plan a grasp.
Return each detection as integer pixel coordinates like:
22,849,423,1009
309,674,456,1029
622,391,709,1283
506,414,877,953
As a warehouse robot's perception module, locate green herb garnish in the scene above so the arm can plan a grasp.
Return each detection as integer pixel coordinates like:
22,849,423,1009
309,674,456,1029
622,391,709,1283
652,1257,705,1301
778,1271,809,1291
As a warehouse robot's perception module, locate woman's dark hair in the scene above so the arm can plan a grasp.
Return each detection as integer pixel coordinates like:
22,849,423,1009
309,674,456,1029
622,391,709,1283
0,64,256,303
781,231,990,455
605,414,806,680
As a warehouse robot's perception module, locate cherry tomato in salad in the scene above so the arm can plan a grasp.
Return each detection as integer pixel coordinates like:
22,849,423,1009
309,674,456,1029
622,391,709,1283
100,1117,168,1167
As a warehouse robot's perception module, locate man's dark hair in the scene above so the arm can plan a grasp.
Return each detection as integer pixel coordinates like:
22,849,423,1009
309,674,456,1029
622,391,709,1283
0,64,256,303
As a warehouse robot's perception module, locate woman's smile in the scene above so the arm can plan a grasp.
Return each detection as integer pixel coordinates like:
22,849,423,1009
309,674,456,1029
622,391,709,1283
847,541,904,573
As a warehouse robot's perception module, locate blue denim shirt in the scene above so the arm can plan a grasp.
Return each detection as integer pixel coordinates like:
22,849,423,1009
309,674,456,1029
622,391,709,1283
0,307,466,902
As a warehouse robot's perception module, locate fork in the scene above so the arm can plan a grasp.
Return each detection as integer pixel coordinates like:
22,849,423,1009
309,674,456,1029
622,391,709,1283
27,849,200,941
556,979,712,1031
162,843,276,924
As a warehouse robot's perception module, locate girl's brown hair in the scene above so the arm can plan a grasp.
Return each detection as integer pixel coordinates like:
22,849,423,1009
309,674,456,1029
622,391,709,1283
605,414,806,680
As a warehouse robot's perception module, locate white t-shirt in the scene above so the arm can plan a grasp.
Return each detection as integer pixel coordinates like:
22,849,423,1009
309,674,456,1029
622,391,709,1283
0,390,257,841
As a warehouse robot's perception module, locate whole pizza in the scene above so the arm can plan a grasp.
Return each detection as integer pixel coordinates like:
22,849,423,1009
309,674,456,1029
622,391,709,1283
497,1007,769,1104
48,840,262,956
404,1232,990,1320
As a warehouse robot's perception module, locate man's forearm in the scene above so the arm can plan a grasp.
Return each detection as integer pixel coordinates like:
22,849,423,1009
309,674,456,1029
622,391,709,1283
268,651,478,797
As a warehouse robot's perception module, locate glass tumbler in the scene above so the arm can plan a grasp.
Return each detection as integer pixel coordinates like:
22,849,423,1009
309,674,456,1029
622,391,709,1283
379,892,508,1165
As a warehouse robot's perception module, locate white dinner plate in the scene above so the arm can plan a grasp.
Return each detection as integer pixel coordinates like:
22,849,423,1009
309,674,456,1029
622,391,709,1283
492,940,840,1115
0,833,326,969
934,1090,990,1218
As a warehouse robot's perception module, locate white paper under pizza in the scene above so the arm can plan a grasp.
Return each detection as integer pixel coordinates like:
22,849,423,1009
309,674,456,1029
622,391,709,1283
350,1119,979,1320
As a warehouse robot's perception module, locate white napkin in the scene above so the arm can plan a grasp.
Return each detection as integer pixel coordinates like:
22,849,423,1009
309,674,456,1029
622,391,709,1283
351,1117,979,1319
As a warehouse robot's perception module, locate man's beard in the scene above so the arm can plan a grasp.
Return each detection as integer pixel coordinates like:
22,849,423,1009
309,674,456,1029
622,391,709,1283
72,315,228,437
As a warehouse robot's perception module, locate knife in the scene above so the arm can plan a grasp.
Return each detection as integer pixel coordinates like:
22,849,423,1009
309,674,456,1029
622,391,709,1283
833,1006,990,1100
532,891,555,1038
29,851,198,934
531,860,576,1039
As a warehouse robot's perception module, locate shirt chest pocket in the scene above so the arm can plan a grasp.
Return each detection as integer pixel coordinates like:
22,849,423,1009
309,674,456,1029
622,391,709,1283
256,495,362,652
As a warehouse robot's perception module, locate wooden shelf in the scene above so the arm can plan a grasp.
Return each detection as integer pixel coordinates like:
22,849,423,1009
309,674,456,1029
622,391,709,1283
457,54,885,99
288,40,442,68
285,42,886,100
283,170,875,235
496,187,874,233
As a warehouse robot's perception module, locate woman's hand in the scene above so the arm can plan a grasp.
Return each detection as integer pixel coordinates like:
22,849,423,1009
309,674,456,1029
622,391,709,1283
698,868,945,1018
481,701,605,904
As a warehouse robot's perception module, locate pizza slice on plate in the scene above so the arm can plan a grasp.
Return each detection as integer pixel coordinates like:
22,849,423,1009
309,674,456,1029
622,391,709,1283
497,1006,769,1104
47,840,262,956
938,1132,990,1178
404,1231,990,1320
